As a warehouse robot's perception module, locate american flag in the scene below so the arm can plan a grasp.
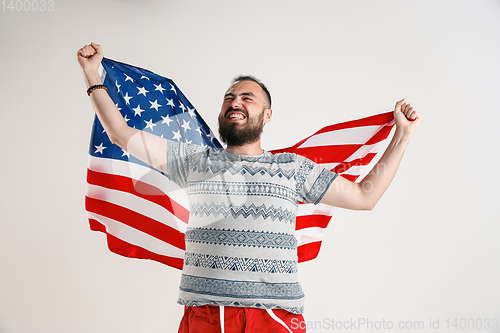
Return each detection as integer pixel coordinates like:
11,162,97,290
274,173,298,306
85,58,395,269
269,112,395,261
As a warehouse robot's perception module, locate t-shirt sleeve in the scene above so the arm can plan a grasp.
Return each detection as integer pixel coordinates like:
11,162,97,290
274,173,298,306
296,155,338,205
166,141,207,188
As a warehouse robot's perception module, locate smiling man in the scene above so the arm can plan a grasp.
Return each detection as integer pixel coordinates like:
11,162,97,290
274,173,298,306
78,42,421,333
218,77,273,153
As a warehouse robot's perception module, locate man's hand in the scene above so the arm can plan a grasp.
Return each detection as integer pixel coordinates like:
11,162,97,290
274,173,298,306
77,43,104,89
393,98,422,137
77,42,103,72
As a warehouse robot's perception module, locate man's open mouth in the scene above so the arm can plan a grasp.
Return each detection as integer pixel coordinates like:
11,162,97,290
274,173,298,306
226,111,246,120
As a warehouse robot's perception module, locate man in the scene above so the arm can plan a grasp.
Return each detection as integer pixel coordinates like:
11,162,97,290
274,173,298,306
77,43,422,333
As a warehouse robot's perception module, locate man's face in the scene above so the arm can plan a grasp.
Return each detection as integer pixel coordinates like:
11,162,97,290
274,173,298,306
218,80,272,146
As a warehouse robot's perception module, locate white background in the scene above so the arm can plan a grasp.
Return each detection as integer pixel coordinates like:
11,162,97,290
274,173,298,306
1,1,499,332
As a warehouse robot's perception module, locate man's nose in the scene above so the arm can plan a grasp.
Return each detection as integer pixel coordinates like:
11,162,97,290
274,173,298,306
231,98,242,109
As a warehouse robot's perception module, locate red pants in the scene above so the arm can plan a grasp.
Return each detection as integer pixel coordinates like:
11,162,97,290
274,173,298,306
178,305,306,333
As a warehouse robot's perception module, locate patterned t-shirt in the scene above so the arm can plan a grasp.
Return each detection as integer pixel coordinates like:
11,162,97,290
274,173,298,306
167,141,337,314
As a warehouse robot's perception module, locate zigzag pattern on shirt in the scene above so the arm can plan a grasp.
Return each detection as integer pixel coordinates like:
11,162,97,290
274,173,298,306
189,202,296,224
207,150,297,164
184,253,298,274
178,299,304,315
186,181,298,204
185,228,297,249
180,274,304,300
192,163,297,179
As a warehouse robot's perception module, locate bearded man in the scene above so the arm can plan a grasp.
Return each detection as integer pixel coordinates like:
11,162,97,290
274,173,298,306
77,43,422,333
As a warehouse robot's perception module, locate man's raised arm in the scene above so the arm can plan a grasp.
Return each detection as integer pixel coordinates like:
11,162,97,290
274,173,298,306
77,43,169,174
320,98,422,210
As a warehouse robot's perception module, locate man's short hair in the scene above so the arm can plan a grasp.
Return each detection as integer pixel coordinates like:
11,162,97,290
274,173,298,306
232,75,272,109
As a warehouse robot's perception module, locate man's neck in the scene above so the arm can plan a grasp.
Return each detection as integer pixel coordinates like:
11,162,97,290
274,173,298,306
225,140,264,155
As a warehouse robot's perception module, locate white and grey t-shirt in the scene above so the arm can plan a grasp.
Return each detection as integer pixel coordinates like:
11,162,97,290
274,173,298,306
167,141,337,314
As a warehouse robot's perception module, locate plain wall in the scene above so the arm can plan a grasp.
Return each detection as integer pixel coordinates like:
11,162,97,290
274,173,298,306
1,1,499,332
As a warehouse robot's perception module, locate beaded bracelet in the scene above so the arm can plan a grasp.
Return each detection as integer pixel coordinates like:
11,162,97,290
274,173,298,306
87,84,108,96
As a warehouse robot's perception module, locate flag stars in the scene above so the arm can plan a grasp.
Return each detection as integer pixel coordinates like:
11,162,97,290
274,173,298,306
144,119,157,131
149,100,162,111
187,107,197,117
124,74,134,82
172,130,182,141
154,83,166,94
137,86,149,97
94,143,106,154
166,98,175,108
207,131,217,141
179,102,186,112
181,119,191,132
123,92,133,105
94,61,223,168
161,115,173,126
133,104,145,116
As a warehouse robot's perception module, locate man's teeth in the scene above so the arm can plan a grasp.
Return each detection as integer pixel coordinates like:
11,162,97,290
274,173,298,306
229,114,244,119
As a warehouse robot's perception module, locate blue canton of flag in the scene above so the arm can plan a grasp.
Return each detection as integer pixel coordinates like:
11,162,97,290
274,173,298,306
89,57,222,170
86,58,222,269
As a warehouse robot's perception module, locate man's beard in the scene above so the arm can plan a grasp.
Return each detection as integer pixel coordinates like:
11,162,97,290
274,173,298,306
218,108,265,147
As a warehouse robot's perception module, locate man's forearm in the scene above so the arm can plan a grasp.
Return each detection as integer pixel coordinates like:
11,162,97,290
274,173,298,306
82,68,136,148
82,67,102,89
357,129,412,209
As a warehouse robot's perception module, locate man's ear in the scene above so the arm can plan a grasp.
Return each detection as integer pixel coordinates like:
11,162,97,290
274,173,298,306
264,108,273,124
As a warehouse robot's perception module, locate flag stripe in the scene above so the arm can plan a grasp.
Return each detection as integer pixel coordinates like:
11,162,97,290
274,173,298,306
296,241,322,263
341,174,360,182
88,214,185,258
86,182,187,234
270,111,394,153
298,125,386,147
277,145,363,164
295,227,327,246
343,142,385,163
89,218,184,269
87,168,189,224
88,155,189,206
365,122,395,145
86,196,186,249
296,202,336,216
333,153,377,174
311,111,394,134
296,214,331,230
